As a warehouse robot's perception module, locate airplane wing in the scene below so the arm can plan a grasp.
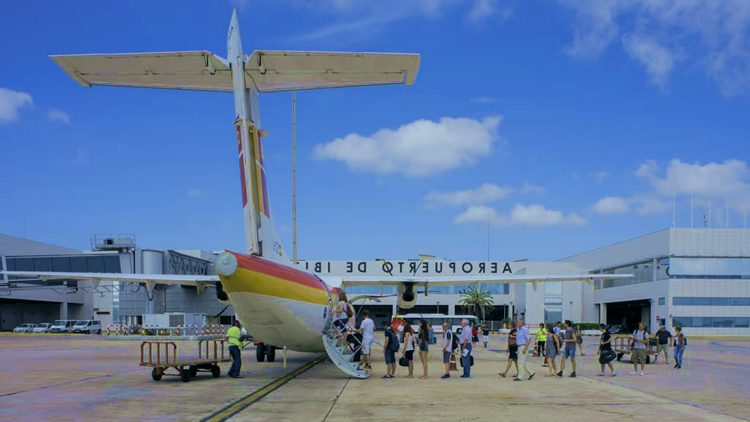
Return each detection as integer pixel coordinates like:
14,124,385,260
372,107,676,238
1,271,219,294
246,51,420,92
51,50,420,93
51,51,234,92
332,273,630,288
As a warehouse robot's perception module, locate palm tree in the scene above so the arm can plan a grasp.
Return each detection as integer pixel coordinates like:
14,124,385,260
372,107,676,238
458,285,494,321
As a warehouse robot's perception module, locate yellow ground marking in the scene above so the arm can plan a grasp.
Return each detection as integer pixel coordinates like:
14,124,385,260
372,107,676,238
201,354,327,422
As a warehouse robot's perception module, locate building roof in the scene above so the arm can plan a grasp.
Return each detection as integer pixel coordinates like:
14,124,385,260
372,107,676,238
0,234,81,256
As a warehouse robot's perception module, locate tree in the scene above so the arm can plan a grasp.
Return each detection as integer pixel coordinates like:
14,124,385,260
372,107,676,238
458,285,495,321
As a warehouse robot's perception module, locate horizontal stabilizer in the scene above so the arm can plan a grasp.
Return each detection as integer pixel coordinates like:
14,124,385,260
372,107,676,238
51,51,233,92
1,270,218,288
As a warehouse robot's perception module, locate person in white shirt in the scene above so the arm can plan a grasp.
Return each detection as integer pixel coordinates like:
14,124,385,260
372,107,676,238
630,322,649,376
459,319,473,378
441,322,453,380
352,309,375,371
514,318,535,381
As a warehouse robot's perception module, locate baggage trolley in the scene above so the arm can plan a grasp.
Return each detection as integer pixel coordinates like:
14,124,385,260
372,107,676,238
613,336,657,364
140,340,232,382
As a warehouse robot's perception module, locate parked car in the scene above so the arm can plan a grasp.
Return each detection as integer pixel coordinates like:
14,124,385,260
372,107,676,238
73,320,102,334
49,320,77,333
33,323,52,333
13,323,37,333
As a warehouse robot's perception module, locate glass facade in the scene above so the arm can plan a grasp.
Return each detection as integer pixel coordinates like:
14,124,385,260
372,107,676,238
673,316,750,328
544,281,563,323
669,258,750,279
4,255,121,280
598,261,656,289
673,297,750,306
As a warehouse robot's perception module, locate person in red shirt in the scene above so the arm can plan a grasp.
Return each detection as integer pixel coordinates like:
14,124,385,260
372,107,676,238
471,325,479,349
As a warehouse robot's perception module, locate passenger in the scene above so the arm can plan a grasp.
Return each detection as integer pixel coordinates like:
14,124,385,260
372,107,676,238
459,319,473,378
575,325,585,356
554,321,563,337
418,319,430,379
441,322,453,379
383,321,398,379
544,324,561,377
557,320,578,378
514,318,535,381
482,324,490,349
499,321,519,378
630,322,649,376
536,323,546,363
331,292,353,347
471,324,479,349
351,309,374,371
401,323,416,378
597,324,616,377
653,324,672,365
226,320,244,378
673,326,686,369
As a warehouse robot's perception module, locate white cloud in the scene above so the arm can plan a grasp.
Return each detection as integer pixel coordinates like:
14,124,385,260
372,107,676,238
593,196,629,214
468,0,513,24
622,36,676,90
455,204,586,227
470,96,498,104
589,171,610,184
631,195,671,216
637,159,750,196
519,182,545,194
187,189,202,197
557,0,750,96
48,109,71,125
0,87,33,124
313,116,502,177
426,183,514,207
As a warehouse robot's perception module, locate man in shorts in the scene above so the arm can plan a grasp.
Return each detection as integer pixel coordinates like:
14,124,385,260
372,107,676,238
441,322,453,379
482,324,490,349
352,309,375,371
630,322,649,376
557,320,577,378
653,325,672,364
382,321,397,378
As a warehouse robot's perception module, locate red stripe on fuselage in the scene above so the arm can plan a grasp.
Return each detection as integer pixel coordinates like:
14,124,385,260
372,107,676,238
231,252,327,292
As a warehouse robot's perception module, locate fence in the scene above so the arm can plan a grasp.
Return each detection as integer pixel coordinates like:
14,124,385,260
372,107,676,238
105,324,226,338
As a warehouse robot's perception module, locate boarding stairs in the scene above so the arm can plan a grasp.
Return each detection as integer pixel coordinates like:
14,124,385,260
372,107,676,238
322,327,370,379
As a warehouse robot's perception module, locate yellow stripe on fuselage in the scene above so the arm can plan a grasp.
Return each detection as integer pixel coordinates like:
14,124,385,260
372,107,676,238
219,266,329,306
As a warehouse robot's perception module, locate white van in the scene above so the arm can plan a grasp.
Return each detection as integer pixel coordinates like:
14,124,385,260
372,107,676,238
49,320,76,333
73,320,102,334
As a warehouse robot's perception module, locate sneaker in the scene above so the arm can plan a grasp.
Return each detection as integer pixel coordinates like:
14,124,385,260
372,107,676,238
674,364,679,368
569,372,576,378
231,375,244,379
629,371,638,375
529,373,536,380
382,375,392,379
441,374,450,379
513,378,523,381
556,371,563,377
638,371,644,376
542,364,549,367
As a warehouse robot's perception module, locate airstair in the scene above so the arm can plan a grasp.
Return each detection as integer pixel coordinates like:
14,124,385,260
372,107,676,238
322,327,370,379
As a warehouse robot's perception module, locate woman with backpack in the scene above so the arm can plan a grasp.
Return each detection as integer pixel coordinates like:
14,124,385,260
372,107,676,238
401,323,416,378
575,325,585,356
418,319,430,379
499,321,519,378
331,292,353,347
544,324,561,377
597,324,616,377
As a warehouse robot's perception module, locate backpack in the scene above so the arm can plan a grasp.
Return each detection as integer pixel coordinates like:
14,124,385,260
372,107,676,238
448,331,459,351
387,329,400,352
344,302,354,318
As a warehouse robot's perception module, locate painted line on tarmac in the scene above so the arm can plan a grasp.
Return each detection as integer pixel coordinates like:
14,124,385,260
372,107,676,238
201,354,327,422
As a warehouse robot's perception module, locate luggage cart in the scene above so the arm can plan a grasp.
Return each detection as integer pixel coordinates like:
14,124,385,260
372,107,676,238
613,336,656,364
140,340,232,382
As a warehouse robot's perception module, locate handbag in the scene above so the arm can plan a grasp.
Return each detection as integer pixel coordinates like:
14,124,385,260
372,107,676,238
399,356,409,367
459,354,475,367
508,335,517,348
599,349,616,364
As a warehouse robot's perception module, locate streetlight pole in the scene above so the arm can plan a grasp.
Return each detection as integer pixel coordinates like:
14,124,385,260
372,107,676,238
437,301,440,315
292,91,297,264
569,301,573,321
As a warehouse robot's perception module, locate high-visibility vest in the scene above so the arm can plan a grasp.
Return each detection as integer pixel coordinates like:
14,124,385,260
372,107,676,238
227,326,242,348
536,329,547,342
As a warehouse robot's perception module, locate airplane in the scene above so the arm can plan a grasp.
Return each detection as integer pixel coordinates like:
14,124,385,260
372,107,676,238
2,11,628,378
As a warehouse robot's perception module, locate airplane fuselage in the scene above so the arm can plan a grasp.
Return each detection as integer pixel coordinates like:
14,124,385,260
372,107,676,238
215,251,339,353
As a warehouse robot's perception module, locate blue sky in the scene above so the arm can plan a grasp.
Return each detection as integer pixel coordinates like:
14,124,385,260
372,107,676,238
2,0,750,262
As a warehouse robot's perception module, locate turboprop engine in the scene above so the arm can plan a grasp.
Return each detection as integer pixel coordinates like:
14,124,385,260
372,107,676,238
397,282,417,309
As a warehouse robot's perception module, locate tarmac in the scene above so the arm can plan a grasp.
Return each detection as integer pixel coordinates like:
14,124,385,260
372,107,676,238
1,334,748,421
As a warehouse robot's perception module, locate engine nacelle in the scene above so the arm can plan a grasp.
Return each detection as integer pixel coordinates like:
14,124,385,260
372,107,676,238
397,283,417,309
215,281,232,306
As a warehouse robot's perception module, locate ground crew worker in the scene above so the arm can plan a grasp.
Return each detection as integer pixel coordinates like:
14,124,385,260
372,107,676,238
536,323,547,363
226,320,244,378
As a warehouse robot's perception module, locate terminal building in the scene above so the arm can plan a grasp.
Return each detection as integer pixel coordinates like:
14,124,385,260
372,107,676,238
2,228,749,335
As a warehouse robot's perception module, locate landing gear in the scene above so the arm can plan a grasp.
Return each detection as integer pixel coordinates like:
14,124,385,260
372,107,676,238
256,343,266,362
256,343,276,362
